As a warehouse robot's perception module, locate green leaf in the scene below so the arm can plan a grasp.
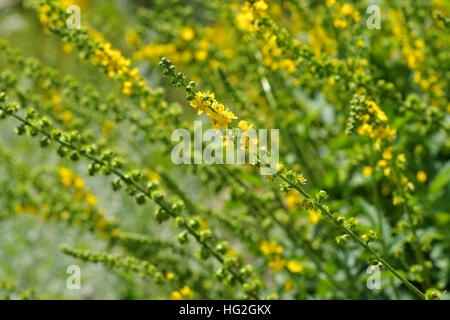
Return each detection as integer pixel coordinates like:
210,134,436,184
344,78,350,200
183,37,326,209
428,162,450,202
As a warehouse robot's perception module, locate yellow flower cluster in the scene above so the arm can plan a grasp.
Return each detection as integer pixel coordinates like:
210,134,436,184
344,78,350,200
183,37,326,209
92,42,147,96
356,100,396,147
38,4,64,32
190,91,238,130
58,167,96,206
259,240,301,273
235,0,268,32
260,31,297,74
171,286,194,300
390,10,426,71
259,240,283,255
331,3,361,29
285,189,302,212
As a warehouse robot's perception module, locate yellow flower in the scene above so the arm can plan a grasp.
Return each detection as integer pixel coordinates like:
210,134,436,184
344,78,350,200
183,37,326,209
356,39,364,48
61,211,70,220
416,170,427,183
341,4,354,16
238,120,253,132
166,273,174,280
195,50,208,61
268,255,286,273
63,110,73,127
58,167,74,187
125,31,141,47
179,27,195,41
286,189,302,211
74,177,85,190
362,166,373,177
287,261,303,273
382,147,393,160
259,240,283,255
62,42,74,54
333,19,347,29
284,280,292,291
85,192,98,206
171,291,183,300
377,159,388,167
254,0,268,11
309,209,320,225
122,81,134,95
180,286,194,298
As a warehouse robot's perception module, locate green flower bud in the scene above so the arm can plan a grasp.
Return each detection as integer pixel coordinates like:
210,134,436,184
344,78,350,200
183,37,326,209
175,216,185,227
188,218,200,230
135,193,146,205
177,231,189,244
199,229,212,242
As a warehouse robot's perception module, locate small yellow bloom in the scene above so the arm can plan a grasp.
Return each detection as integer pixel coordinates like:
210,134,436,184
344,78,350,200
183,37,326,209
254,0,268,11
362,166,373,177
284,280,292,291
377,159,388,167
341,4,354,16
179,27,195,41
61,42,74,54
85,192,98,206
180,285,194,298
382,147,393,160
171,291,183,300
309,210,320,225
268,255,286,273
61,211,70,220
74,177,84,190
416,170,427,183
166,272,174,280
238,120,253,132
259,240,283,255
287,261,303,273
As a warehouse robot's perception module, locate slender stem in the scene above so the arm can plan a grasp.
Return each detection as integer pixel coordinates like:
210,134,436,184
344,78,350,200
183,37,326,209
276,173,426,299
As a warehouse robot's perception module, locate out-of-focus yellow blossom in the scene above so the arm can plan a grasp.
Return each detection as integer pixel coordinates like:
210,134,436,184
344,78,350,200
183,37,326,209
309,209,320,225
61,42,74,54
362,166,373,177
63,110,73,127
166,272,174,280
238,120,253,132
284,280,292,291
171,291,183,300
180,286,194,298
85,192,98,206
259,240,283,255
417,170,427,182
287,261,303,273
125,31,141,48
286,189,302,211
333,19,347,29
180,27,195,41
378,160,388,167
58,167,74,187
268,255,286,273
382,147,393,160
